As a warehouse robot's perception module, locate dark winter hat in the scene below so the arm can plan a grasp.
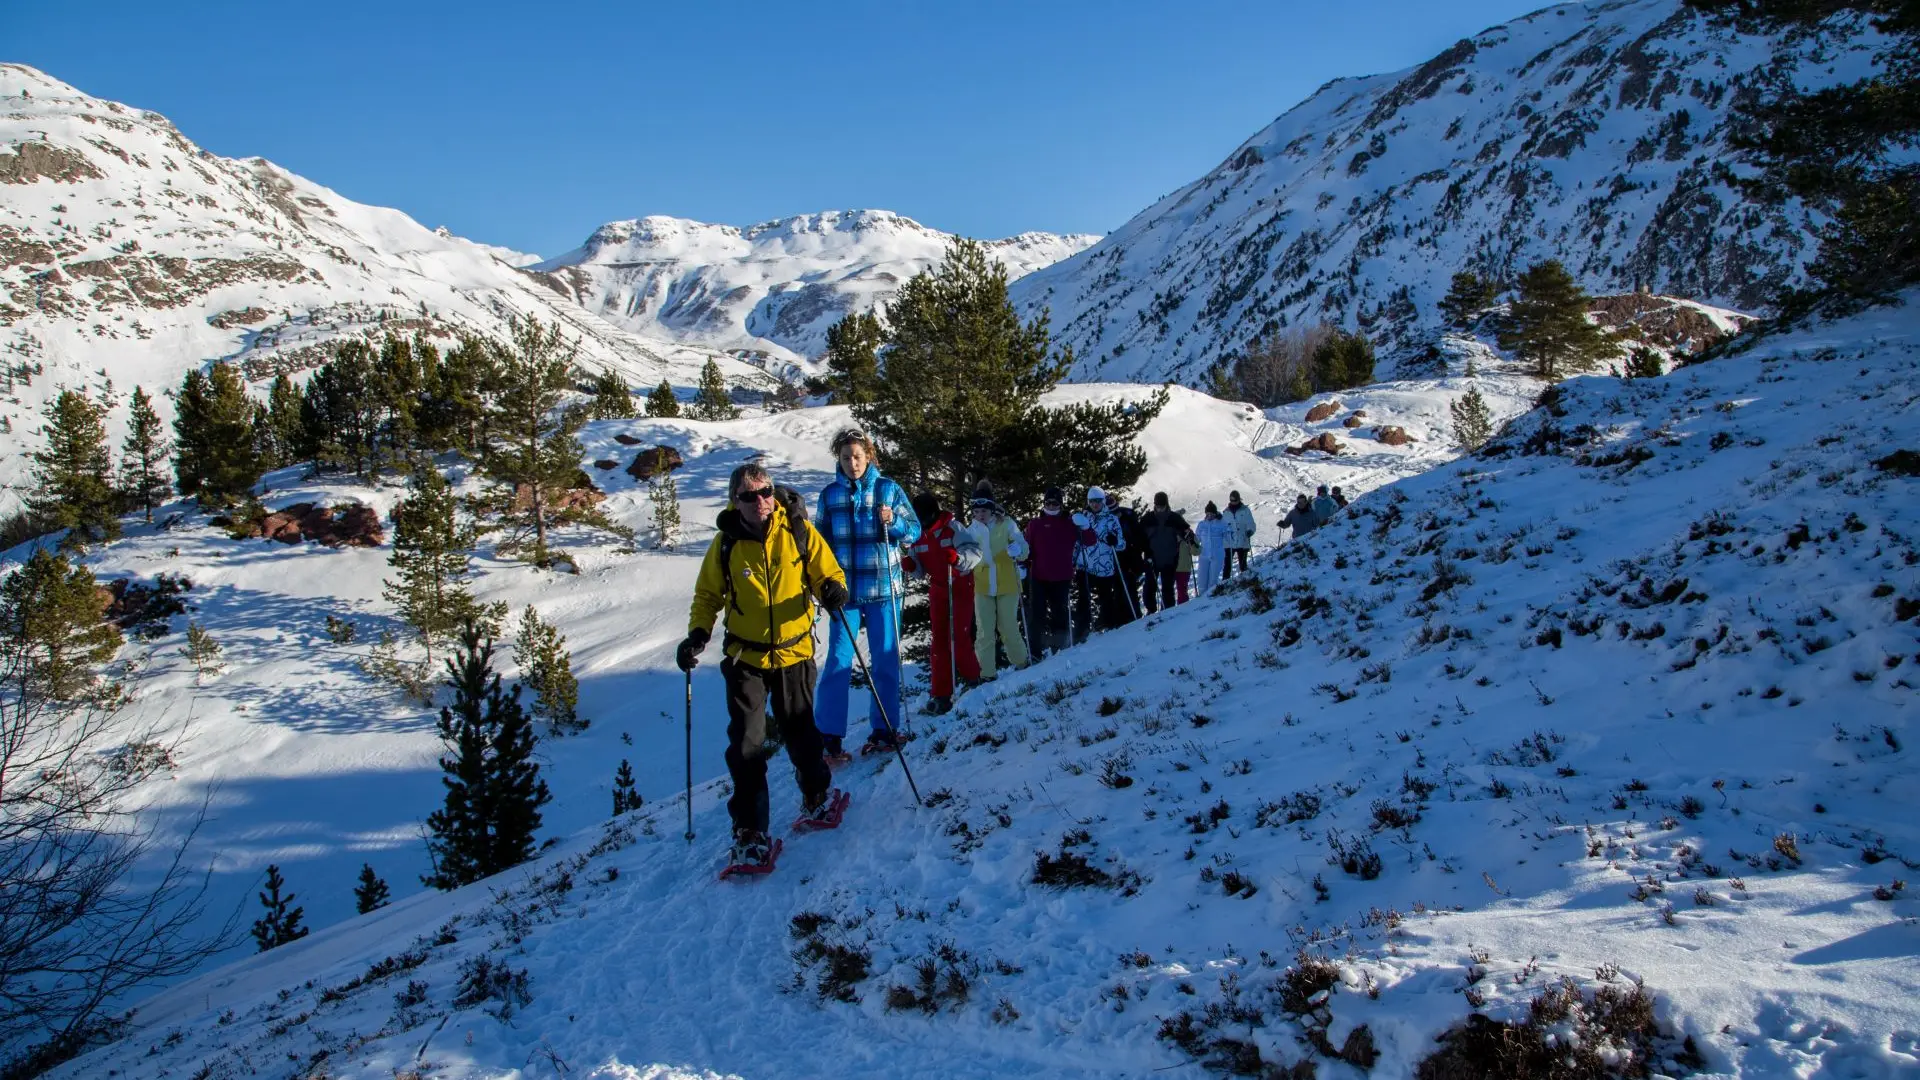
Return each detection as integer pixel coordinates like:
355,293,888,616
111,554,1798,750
1153,491,1170,508
1205,501,1219,515
911,492,942,523
1044,486,1064,504
1228,490,1242,502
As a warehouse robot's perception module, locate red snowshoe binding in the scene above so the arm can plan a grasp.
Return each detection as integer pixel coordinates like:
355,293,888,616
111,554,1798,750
794,788,850,833
719,831,782,880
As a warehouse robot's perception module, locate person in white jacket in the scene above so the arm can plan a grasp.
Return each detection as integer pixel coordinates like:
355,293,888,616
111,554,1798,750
965,487,1030,679
1221,490,1256,579
1193,502,1229,595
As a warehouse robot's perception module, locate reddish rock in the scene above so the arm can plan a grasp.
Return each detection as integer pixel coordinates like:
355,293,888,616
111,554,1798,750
261,505,309,543
1295,433,1345,456
1351,409,1368,419
513,482,606,513
330,504,384,547
1342,415,1364,428
593,459,619,470
253,501,384,547
1375,426,1414,447
1305,400,1343,423
627,445,686,482
613,433,643,446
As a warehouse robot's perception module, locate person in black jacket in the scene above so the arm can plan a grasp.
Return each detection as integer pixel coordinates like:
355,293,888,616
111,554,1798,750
1113,500,1149,618
1139,491,1190,614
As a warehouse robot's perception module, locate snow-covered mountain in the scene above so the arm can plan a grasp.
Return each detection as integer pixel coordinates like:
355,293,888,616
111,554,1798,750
49,294,1919,1079
0,64,766,512
529,209,1099,362
1011,0,1860,385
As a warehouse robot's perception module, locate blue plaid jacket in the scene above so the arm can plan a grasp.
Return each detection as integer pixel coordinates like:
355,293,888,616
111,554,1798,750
815,464,921,605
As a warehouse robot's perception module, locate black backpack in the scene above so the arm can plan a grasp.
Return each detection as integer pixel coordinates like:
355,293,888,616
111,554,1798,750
717,484,814,617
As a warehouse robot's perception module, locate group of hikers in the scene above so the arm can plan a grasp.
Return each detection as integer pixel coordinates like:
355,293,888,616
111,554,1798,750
675,426,1349,869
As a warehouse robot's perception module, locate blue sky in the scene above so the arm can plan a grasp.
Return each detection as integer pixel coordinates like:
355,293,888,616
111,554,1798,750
11,0,1547,256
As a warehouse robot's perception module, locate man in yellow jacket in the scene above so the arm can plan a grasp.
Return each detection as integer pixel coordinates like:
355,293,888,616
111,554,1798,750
678,463,850,869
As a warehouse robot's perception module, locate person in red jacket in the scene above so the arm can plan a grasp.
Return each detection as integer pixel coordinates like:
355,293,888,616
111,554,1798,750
903,493,981,716
1023,485,1080,660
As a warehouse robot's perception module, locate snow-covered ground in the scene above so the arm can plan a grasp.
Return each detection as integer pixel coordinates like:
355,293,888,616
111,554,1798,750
33,296,1920,1077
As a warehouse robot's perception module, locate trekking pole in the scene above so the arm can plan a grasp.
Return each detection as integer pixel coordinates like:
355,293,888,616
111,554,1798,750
683,669,695,843
831,606,924,807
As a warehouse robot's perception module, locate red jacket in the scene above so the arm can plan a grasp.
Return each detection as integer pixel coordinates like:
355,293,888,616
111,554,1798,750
1023,508,1080,582
903,511,975,594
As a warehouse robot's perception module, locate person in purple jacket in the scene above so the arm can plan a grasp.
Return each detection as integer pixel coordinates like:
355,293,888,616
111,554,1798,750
1023,485,1079,660
814,428,921,757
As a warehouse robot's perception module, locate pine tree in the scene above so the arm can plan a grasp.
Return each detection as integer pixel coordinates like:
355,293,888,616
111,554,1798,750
1494,260,1614,381
250,864,308,952
0,548,123,703
301,342,382,479
766,377,804,413
184,621,222,681
611,759,642,816
860,237,1166,516
1437,271,1499,331
118,385,172,523
384,464,480,660
589,368,635,420
690,359,739,421
374,335,424,469
1311,329,1376,391
1624,346,1665,381
172,361,260,507
649,473,681,548
418,336,494,454
645,380,681,418
1450,386,1495,451
482,319,587,568
263,372,305,469
1687,0,1920,308
817,311,883,404
514,604,581,736
423,623,551,890
353,863,391,914
30,387,118,544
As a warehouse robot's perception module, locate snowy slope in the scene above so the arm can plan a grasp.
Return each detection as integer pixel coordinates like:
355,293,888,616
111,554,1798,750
0,64,767,514
1011,0,1865,385
529,210,1098,364
48,297,1920,1077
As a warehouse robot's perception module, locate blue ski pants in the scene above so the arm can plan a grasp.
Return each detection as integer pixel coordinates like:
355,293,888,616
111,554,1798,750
815,599,903,739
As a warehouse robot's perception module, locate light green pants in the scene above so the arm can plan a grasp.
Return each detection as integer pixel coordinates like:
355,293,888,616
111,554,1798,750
974,591,1030,677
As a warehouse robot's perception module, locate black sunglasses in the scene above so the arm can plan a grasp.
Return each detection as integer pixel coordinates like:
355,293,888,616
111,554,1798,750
734,487,775,502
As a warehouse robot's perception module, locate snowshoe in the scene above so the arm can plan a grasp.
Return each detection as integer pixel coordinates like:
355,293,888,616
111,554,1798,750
794,788,851,833
861,729,911,756
821,735,854,768
719,834,782,880
920,696,953,716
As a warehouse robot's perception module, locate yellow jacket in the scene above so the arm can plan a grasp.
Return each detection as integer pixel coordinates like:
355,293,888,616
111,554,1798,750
688,501,846,670
967,514,1029,597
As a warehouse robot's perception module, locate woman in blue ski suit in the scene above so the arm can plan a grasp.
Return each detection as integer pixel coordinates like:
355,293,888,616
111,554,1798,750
814,427,921,757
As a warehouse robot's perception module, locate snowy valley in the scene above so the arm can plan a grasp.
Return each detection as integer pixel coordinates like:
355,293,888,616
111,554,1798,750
2,0,1917,1074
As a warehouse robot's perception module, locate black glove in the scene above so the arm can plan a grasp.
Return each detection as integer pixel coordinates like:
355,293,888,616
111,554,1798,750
676,628,710,672
818,579,849,612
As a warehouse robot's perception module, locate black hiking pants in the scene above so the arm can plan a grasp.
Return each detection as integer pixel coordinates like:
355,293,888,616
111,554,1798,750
1029,578,1071,658
1143,564,1177,613
1223,548,1249,580
722,656,829,836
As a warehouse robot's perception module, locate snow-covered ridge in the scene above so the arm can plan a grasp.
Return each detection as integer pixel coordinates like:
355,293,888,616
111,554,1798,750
56,297,1919,1077
0,62,765,514
1012,0,1860,385
530,208,1098,362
